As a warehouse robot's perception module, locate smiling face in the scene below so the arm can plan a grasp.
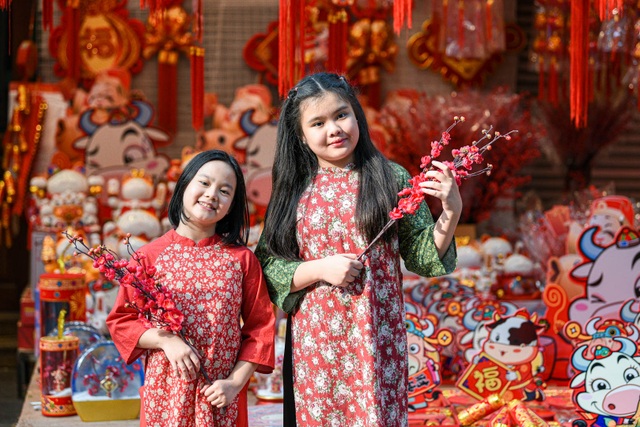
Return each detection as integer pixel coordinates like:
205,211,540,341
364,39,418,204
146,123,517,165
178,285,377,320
176,160,237,239
299,92,359,168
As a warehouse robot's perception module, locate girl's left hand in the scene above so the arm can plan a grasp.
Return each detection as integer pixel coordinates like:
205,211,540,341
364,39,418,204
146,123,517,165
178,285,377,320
419,160,462,216
201,379,241,408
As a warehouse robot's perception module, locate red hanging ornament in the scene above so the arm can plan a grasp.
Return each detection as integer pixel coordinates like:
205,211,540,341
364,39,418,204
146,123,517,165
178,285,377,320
327,7,349,74
570,0,590,128
158,50,178,135
393,0,412,34
66,0,81,81
42,0,54,31
190,46,204,131
278,0,305,96
143,4,193,136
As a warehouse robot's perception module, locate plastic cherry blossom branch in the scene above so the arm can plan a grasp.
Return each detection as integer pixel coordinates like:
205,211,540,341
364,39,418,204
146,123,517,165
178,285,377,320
63,231,212,384
357,117,518,260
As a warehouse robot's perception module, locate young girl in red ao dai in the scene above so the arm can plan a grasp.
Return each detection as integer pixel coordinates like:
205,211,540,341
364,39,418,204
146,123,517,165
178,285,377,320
108,150,275,427
256,73,462,426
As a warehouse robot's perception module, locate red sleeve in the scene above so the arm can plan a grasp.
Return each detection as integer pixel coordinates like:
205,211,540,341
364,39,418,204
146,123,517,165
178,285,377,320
237,248,276,374
106,281,149,365
106,233,169,365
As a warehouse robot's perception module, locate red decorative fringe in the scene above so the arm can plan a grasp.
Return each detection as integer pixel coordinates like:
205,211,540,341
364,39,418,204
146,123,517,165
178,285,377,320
0,0,10,9
393,0,412,34
158,50,178,135
278,0,305,96
569,0,589,128
42,0,53,31
327,9,348,75
66,1,81,81
190,46,204,131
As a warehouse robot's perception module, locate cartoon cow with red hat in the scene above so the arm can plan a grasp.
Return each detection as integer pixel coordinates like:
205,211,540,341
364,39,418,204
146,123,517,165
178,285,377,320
568,226,640,327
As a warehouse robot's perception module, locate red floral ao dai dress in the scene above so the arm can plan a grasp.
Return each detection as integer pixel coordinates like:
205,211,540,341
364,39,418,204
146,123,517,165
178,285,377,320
107,230,275,427
293,166,408,427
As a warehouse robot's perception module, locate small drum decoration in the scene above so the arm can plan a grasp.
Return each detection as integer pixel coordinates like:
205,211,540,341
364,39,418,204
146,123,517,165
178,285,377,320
38,272,86,340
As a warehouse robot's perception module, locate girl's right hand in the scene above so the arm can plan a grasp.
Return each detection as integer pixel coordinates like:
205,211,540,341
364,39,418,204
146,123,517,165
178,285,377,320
319,254,363,288
160,333,201,381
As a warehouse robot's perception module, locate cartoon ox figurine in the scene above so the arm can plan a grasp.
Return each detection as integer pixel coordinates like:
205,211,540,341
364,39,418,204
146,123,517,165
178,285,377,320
568,226,640,327
74,100,170,180
570,337,640,426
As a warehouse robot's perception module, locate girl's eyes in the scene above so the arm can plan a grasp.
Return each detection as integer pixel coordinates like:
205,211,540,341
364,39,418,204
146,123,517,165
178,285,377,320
309,112,349,128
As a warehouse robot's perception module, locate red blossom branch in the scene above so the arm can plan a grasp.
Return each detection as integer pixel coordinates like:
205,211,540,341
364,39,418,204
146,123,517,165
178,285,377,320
358,117,517,260
63,230,212,384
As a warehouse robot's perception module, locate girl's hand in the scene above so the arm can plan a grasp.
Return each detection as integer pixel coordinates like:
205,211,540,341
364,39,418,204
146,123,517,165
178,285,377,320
160,333,201,381
319,254,363,288
201,379,242,408
420,160,462,217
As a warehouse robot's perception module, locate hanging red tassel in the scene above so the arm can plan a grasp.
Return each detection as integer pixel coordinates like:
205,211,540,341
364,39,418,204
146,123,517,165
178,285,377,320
66,0,81,81
190,46,204,131
158,50,178,135
0,0,10,9
327,8,348,74
393,0,412,34
278,0,305,96
42,0,53,31
569,0,589,128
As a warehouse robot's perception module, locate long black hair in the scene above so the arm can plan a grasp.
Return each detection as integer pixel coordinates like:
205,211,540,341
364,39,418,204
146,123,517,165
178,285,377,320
261,72,397,260
168,150,249,246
